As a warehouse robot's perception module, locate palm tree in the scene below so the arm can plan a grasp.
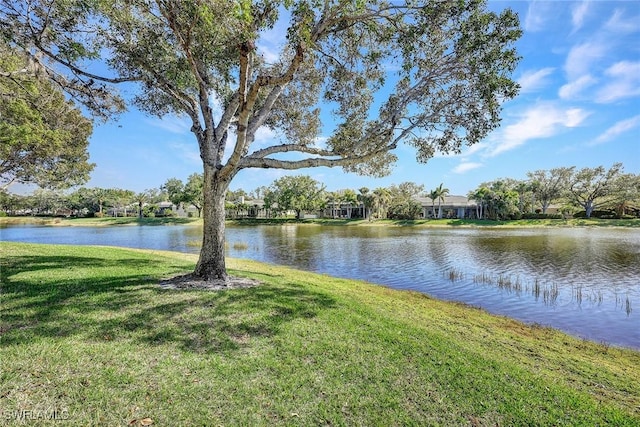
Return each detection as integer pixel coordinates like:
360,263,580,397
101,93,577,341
91,188,111,216
468,187,488,219
133,191,149,218
342,189,358,219
428,189,438,218
357,187,373,220
327,191,340,218
433,183,450,219
372,187,391,219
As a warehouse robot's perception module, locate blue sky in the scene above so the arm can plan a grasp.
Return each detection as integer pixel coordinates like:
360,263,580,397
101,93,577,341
58,1,640,196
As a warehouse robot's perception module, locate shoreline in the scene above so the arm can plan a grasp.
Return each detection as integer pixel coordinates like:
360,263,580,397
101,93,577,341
2,215,640,228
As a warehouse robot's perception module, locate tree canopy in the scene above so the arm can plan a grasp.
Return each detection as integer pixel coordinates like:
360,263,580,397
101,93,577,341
264,175,326,219
566,163,627,218
2,0,522,281
0,39,94,189
527,167,574,214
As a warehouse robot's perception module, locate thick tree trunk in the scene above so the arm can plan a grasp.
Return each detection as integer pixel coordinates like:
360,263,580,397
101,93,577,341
541,200,550,214
584,201,594,218
194,164,230,281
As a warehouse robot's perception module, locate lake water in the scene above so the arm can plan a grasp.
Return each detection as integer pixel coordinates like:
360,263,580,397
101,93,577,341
2,223,639,349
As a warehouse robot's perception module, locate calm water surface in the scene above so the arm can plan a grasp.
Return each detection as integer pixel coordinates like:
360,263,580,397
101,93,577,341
2,224,639,349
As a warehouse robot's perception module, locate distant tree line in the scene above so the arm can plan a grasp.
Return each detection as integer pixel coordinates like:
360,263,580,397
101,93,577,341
1,163,638,220
468,163,639,220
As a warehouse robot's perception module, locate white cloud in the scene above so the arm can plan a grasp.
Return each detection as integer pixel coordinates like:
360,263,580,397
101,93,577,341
313,136,329,150
257,15,289,64
565,108,588,127
524,1,555,32
592,115,640,145
452,162,483,174
558,74,597,100
464,142,487,157
253,126,278,147
147,115,192,135
489,104,590,157
571,1,590,32
517,68,555,93
595,61,640,103
604,8,640,34
258,44,281,64
564,42,607,79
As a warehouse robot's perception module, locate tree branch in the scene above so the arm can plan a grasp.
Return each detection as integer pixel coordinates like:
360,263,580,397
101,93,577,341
244,143,338,160
239,143,393,171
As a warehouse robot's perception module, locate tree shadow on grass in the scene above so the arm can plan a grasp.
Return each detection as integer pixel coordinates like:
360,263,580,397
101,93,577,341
0,254,336,354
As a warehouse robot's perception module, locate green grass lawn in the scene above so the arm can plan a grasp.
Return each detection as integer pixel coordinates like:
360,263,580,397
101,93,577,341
0,216,202,227
1,242,639,425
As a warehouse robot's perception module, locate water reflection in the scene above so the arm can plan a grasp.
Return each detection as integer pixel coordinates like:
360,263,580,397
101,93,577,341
2,223,639,349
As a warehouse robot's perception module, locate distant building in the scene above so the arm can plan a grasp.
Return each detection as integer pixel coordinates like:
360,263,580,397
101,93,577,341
415,195,477,219
320,195,478,219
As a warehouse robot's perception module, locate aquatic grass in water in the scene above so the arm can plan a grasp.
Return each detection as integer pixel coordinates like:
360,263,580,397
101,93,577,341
470,272,609,308
473,272,493,285
223,241,250,251
232,242,249,251
446,268,465,282
543,283,559,305
533,278,541,299
575,286,583,305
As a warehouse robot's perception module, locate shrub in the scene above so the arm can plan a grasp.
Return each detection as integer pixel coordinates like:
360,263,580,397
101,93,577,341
387,201,422,220
573,210,617,219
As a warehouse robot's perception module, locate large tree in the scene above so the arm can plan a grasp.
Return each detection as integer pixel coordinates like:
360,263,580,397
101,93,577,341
162,178,186,208
566,163,626,218
3,0,521,282
264,175,326,219
387,182,424,220
527,167,575,214
0,39,95,189
184,173,205,218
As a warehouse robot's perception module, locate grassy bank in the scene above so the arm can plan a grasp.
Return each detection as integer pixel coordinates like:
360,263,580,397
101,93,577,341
230,217,640,228
0,216,202,227
1,242,639,425
2,215,639,228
